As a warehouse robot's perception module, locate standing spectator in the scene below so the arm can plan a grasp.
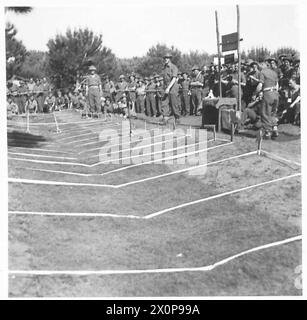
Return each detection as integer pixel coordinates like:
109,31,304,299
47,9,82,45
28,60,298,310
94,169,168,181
103,75,116,102
135,79,146,114
179,71,190,116
116,75,128,103
145,76,157,117
190,65,204,115
27,78,35,93
127,74,137,113
33,79,44,113
245,61,261,104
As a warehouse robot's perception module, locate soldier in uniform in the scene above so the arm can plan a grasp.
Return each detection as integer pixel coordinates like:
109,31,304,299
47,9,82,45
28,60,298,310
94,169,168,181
161,52,180,123
42,77,51,107
145,76,157,117
85,65,102,117
116,75,128,103
256,61,279,138
190,65,204,116
224,63,246,108
178,71,190,116
18,81,28,114
127,74,137,113
103,75,116,102
135,78,146,114
245,61,261,104
27,78,35,93
33,79,44,113
25,94,38,114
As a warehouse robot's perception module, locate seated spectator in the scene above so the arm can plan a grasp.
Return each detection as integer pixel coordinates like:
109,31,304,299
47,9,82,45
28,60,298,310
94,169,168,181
7,97,18,116
117,96,128,118
25,95,38,114
103,96,114,116
55,90,65,111
44,91,56,113
70,91,81,109
244,92,264,129
279,77,300,126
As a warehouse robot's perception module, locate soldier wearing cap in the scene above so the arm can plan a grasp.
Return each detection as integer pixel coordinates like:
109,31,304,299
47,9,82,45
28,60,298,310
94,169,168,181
33,79,44,113
292,54,300,85
103,75,116,102
178,71,190,116
161,52,180,122
85,65,102,116
135,78,146,114
127,74,137,113
145,75,157,117
116,75,128,103
223,63,246,108
190,65,204,116
17,81,29,114
245,61,261,104
154,74,163,116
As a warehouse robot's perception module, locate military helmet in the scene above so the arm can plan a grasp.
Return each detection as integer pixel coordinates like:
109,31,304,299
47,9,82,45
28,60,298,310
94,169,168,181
89,65,97,71
192,65,200,71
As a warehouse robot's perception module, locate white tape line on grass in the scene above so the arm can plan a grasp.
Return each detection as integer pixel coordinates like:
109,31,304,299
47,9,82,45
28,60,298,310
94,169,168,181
261,150,301,167
8,147,73,155
8,158,89,167
10,150,255,183
8,178,116,188
144,172,301,219
9,211,140,219
8,152,77,160
8,173,301,219
116,150,256,188
7,141,231,169
8,118,115,126
9,235,301,276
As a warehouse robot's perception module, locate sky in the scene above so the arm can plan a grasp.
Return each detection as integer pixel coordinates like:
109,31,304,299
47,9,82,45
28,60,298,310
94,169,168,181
4,1,301,58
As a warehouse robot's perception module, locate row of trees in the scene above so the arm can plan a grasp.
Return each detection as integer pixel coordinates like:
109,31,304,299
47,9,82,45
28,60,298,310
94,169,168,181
6,7,299,89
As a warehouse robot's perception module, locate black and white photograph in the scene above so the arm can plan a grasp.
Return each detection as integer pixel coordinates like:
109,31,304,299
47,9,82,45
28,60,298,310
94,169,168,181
0,0,304,300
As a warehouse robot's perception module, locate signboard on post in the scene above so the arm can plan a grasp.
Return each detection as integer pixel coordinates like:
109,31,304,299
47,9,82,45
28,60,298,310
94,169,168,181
224,53,235,64
221,32,238,52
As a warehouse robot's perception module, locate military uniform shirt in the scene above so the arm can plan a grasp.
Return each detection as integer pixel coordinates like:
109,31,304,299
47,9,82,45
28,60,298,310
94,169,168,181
259,68,278,89
86,74,102,87
162,62,179,92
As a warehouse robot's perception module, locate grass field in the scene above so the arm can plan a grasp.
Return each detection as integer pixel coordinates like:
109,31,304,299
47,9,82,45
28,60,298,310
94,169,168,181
7,110,302,297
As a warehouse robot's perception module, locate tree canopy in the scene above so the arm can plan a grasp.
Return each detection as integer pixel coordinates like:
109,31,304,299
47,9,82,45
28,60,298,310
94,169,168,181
47,28,117,88
5,23,28,80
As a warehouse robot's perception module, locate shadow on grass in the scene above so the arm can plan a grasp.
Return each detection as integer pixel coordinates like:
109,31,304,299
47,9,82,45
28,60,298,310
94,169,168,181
7,130,48,148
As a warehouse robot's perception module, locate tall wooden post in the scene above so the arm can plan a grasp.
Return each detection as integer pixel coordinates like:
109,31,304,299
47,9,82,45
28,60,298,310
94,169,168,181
215,11,222,97
237,5,241,111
